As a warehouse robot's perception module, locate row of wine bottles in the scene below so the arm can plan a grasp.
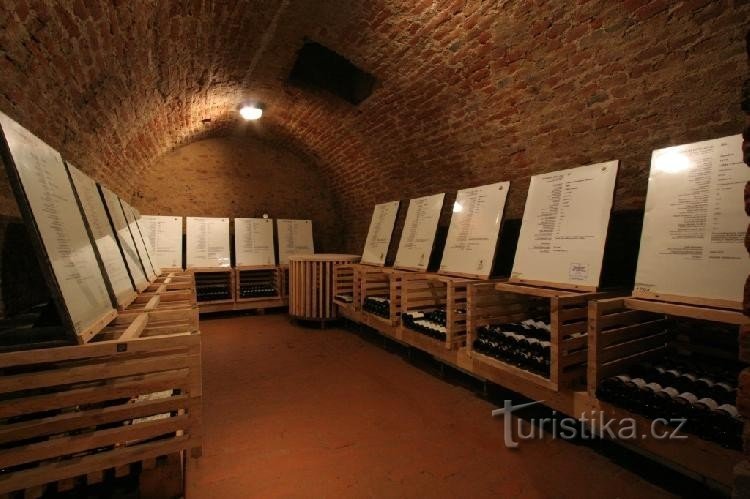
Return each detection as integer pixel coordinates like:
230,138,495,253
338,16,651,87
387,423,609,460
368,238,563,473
363,296,391,318
239,284,278,298
402,310,448,341
472,320,553,376
597,357,742,449
197,284,231,302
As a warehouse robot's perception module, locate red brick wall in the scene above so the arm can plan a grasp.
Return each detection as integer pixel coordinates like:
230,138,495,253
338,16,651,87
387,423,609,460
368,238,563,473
132,136,342,251
0,1,748,255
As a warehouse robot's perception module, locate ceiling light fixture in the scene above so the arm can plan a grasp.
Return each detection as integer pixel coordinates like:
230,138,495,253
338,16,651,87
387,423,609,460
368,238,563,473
239,104,263,120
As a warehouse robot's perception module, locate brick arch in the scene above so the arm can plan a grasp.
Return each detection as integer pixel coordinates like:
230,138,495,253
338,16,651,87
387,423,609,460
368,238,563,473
1,1,749,253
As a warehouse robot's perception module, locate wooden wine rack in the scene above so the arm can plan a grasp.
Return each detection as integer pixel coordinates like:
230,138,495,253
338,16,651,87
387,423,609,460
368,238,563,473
332,263,360,315
582,296,749,488
358,266,408,331
398,273,481,351
190,268,235,312
465,281,610,392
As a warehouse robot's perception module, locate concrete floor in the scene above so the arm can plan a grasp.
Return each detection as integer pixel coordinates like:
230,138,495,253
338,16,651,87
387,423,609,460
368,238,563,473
188,314,682,498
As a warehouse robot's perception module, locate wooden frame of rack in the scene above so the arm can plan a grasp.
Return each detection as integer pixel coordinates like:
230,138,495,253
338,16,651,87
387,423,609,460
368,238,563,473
465,281,610,392
332,263,360,316
188,267,235,312
358,266,410,331
399,273,495,353
231,266,287,313
0,303,202,497
579,296,748,489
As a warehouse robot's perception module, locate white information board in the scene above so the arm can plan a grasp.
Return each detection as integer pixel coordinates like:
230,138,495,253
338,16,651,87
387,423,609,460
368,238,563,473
121,201,157,280
277,219,314,264
511,161,619,289
186,217,231,268
235,218,276,266
361,201,400,266
634,135,750,308
0,111,115,340
101,186,149,291
141,215,183,270
131,207,162,276
67,162,135,307
394,193,445,271
439,181,510,278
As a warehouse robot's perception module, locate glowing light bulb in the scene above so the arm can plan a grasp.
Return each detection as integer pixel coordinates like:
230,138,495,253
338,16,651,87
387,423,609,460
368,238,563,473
239,105,263,120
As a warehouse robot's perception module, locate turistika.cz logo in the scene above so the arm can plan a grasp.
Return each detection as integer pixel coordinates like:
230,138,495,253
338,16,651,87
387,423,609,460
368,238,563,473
492,400,688,448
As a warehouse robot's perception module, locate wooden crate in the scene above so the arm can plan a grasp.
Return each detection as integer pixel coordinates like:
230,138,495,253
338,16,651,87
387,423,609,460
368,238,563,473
399,273,483,350
582,296,748,489
588,297,748,395
190,268,235,306
466,281,609,391
358,266,408,326
0,324,202,496
332,263,359,313
235,266,281,303
122,289,196,314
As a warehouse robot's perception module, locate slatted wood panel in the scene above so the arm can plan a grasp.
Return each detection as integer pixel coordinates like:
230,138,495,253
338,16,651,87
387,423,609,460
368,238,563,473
332,264,359,313
465,281,610,391
400,273,488,350
289,255,360,322
0,331,202,495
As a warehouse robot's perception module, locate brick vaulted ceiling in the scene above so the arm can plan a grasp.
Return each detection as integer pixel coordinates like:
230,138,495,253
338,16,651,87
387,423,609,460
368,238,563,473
0,1,748,250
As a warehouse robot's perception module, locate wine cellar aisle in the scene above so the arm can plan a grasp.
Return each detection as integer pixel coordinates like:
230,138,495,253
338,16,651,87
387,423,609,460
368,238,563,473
189,313,696,498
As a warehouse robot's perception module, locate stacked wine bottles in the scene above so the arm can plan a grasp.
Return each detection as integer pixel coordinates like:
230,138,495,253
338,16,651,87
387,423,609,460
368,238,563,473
472,319,553,376
363,296,390,318
597,357,743,449
239,284,277,298
196,284,231,302
402,309,447,340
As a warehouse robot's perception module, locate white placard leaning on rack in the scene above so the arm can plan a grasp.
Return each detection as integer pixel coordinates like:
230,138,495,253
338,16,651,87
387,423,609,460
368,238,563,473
0,111,115,341
101,186,149,292
132,207,162,276
141,215,183,270
634,134,750,309
439,181,510,279
361,201,399,266
186,216,231,268
511,160,619,290
277,219,314,264
394,193,446,271
121,200,157,280
235,217,276,267
66,162,136,307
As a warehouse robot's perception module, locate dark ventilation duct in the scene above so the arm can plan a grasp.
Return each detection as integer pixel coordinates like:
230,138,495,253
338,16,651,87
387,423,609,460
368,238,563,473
288,41,377,105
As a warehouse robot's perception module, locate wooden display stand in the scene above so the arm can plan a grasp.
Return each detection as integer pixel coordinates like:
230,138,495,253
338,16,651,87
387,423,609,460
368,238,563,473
465,281,610,392
189,267,235,313
332,263,360,317
579,296,748,489
288,254,360,324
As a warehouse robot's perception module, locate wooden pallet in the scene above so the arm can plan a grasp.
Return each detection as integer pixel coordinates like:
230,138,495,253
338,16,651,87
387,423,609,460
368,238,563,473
358,265,409,327
0,314,202,496
189,268,235,307
584,296,748,489
466,281,610,392
332,263,359,314
399,273,496,351
234,266,282,302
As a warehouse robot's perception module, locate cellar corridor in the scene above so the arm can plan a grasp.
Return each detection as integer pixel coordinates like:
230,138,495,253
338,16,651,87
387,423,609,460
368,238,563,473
190,313,683,498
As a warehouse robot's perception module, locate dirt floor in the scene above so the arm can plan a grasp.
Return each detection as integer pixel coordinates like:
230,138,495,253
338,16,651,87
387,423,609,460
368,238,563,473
187,313,708,498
